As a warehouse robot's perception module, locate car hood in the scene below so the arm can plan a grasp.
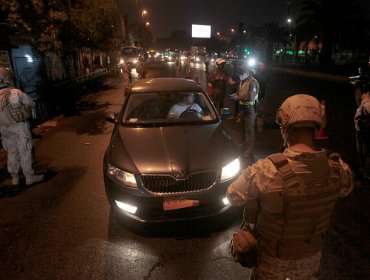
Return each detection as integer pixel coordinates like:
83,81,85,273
108,123,239,175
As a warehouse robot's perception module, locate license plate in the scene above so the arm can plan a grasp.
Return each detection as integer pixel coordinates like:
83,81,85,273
163,199,199,211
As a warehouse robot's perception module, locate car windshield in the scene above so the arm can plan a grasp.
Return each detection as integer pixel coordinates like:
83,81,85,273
121,91,218,126
121,48,138,57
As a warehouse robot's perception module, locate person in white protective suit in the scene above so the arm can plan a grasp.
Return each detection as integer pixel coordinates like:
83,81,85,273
0,67,44,186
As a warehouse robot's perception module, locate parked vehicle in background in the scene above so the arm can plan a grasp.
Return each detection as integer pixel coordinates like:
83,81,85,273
103,78,241,222
120,46,146,68
163,48,179,62
191,46,207,63
147,49,160,60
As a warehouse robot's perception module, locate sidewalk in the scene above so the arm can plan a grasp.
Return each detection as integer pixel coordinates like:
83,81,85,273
0,73,122,185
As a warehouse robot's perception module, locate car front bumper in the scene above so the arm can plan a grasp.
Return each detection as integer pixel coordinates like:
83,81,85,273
104,173,234,223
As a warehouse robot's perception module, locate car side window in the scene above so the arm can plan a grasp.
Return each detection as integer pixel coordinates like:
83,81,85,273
129,98,161,120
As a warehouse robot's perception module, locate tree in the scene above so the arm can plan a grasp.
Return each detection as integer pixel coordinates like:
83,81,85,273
262,22,287,64
0,0,68,53
297,0,368,66
0,0,122,54
128,23,153,49
68,0,121,52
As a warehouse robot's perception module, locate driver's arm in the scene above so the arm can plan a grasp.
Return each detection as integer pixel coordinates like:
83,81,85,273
193,103,204,116
167,105,177,118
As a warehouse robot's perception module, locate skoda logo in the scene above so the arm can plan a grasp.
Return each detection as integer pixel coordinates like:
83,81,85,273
174,168,185,178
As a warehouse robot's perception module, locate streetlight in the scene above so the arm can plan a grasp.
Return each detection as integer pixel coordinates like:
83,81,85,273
141,10,147,23
286,17,296,63
145,21,150,28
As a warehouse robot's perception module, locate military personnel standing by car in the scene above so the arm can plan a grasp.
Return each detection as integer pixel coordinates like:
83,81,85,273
204,54,210,75
254,64,269,133
230,68,259,166
210,58,229,114
0,67,44,187
226,94,354,279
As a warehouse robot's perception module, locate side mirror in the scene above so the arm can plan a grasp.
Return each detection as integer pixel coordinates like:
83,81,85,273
104,112,118,124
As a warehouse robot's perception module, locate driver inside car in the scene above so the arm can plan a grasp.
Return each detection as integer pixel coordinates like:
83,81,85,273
167,93,204,119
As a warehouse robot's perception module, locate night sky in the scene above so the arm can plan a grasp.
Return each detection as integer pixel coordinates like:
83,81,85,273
118,0,290,38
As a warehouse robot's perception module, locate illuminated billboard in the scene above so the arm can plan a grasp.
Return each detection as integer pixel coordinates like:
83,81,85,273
192,24,211,38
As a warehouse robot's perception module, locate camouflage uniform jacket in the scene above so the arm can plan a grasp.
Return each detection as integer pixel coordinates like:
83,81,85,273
226,147,353,279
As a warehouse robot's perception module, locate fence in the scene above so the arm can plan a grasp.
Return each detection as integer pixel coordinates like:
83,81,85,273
32,69,108,124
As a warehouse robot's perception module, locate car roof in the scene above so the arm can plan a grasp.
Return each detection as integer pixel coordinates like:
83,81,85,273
130,78,202,93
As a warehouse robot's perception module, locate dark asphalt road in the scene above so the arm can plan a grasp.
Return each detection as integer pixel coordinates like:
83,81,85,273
0,60,369,279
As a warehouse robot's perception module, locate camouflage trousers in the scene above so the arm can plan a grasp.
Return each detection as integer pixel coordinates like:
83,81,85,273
0,121,34,177
250,251,321,280
240,105,256,162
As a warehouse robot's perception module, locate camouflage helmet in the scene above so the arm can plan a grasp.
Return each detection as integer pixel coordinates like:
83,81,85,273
276,94,326,128
0,67,13,87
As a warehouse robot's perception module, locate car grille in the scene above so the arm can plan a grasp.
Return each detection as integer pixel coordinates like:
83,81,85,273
141,170,218,194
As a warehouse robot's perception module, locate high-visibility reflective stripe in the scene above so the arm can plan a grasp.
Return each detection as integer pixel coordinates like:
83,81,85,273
239,101,254,106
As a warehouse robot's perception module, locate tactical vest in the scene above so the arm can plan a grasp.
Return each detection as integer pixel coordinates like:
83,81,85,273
256,152,342,260
0,88,31,125
239,78,259,106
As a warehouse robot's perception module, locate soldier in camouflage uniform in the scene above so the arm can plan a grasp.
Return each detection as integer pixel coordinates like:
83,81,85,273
0,67,44,186
227,94,353,279
210,58,229,115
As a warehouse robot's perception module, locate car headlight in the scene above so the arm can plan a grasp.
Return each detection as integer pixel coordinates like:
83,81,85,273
220,158,240,182
108,164,138,188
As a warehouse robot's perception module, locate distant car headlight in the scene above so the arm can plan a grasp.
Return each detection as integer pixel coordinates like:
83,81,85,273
108,164,138,188
220,158,240,182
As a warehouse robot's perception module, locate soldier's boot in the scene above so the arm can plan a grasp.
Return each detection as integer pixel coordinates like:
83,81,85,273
25,174,45,186
10,173,20,185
